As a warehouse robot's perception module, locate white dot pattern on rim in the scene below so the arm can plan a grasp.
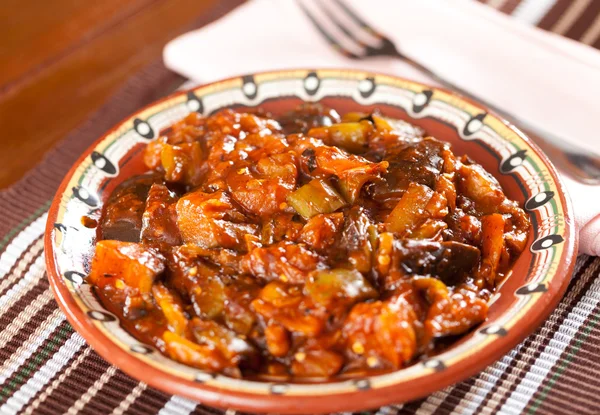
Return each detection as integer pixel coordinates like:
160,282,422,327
304,76,319,90
137,122,151,135
486,325,502,334
95,157,107,169
243,83,257,95
270,384,288,394
467,119,483,133
510,156,523,167
424,360,441,369
89,311,109,321
187,100,201,112
413,93,428,106
358,79,373,92
195,372,214,382
131,344,152,354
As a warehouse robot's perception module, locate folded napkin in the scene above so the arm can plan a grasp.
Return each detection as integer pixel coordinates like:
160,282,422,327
164,0,600,255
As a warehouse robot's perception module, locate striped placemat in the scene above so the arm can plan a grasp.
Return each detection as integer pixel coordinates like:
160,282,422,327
1,1,599,414
480,0,600,48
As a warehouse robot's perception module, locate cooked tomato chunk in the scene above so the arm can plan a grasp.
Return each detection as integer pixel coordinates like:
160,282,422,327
241,242,323,284
343,295,419,369
89,240,164,294
176,190,258,249
140,183,181,246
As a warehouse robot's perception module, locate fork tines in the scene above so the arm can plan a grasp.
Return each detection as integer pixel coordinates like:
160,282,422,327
296,0,400,59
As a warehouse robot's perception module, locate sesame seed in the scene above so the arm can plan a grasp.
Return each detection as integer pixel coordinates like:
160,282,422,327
367,356,379,367
295,352,306,362
352,342,365,355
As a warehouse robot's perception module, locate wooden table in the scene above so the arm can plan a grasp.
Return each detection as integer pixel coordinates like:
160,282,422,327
0,0,242,189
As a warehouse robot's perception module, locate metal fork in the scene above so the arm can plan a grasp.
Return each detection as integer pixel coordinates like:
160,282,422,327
298,0,600,185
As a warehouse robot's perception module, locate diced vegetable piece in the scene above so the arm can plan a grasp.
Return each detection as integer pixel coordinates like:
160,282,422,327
291,350,344,377
370,139,445,202
191,275,226,320
412,277,449,303
261,213,303,245
414,279,488,339
441,147,458,174
223,278,260,335
371,114,418,135
343,295,418,368
304,145,388,203
341,112,369,123
252,282,324,337
305,269,377,307
371,114,394,131
241,242,322,284
176,190,258,249
143,137,167,170
88,241,164,294
244,234,262,252
152,283,188,336
287,179,346,219
386,183,433,235
166,112,206,144
308,121,373,153
190,319,258,368
457,163,505,214
299,213,344,251
162,331,230,371
478,213,506,286
376,239,480,287
227,152,297,216
255,153,298,178
265,324,290,357
256,281,303,308
446,209,482,246
424,191,448,219
340,207,377,273
140,183,181,246
253,300,324,337
499,200,530,255
100,173,160,242
435,173,457,211
410,219,447,240
278,103,341,134
161,141,203,186
337,162,388,204
165,245,229,319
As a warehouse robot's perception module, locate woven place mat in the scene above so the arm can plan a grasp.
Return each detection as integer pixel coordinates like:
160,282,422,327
2,1,600,414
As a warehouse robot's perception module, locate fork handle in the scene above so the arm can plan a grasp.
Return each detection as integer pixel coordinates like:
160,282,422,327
394,53,600,185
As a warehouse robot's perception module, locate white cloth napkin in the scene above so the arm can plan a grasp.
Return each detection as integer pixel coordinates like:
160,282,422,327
163,0,600,255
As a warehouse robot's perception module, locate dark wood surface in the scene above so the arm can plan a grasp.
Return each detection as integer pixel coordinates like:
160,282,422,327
0,0,240,189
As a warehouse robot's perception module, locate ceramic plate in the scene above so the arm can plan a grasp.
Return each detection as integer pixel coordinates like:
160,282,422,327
45,69,577,414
